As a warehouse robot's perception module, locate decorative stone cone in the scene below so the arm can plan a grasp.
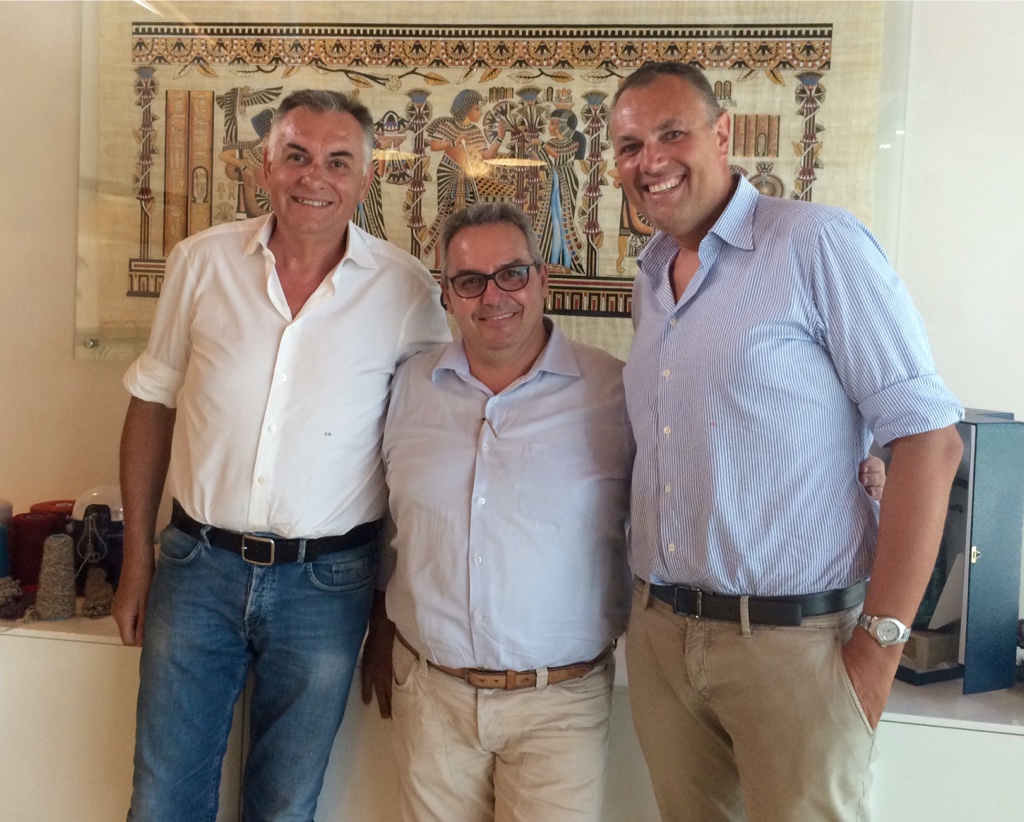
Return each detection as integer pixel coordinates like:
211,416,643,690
36,534,77,620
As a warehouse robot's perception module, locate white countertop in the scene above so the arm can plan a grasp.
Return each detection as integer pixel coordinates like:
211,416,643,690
0,602,124,646
884,678,1024,736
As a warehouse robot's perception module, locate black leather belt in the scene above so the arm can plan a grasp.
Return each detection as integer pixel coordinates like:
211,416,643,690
171,500,381,565
644,577,866,627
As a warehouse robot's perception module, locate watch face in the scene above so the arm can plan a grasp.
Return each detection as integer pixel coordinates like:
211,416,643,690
876,620,901,643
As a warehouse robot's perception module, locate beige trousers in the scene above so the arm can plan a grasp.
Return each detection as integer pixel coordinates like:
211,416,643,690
390,640,614,822
626,581,876,822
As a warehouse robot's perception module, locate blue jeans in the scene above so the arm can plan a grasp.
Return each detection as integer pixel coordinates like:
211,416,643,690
128,524,376,822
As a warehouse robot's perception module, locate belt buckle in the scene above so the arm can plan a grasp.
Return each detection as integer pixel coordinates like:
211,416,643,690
674,586,702,619
241,533,275,566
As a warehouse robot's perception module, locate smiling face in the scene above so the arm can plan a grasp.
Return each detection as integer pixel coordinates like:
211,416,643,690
262,106,373,245
610,74,734,251
442,222,549,382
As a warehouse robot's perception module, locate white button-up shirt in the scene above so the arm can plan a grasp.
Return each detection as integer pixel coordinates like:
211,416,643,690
124,215,450,538
381,324,634,670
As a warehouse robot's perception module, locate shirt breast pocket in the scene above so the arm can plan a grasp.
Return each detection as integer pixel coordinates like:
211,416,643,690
518,442,621,525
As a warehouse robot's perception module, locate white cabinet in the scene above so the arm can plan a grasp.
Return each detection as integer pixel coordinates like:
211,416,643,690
871,680,1024,821
0,610,242,822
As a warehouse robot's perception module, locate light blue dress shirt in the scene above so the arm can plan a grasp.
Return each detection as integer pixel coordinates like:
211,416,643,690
382,322,634,670
624,175,963,596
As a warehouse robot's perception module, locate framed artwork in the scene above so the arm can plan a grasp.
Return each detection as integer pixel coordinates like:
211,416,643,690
76,1,896,360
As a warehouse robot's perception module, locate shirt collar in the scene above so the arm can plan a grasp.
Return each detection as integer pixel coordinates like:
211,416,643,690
245,216,377,303
244,214,276,256
340,222,380,272
432,317,581,389
637,173,758,278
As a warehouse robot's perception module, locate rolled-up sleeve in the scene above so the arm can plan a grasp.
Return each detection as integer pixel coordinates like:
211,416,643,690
811,216,963,444
859,374,963,446
123,350,186,408
122,243,195,408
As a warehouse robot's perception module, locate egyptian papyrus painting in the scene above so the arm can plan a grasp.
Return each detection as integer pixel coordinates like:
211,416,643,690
76,2,885,359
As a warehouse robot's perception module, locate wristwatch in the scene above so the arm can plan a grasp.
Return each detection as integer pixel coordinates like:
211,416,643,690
857,613,911,647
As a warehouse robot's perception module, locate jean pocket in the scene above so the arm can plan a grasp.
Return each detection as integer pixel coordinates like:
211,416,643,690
157,525,205,566
305,548,374,593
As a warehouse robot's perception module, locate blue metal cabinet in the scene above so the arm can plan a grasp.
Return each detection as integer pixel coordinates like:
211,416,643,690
919,411,1024,694
956,413,1024,693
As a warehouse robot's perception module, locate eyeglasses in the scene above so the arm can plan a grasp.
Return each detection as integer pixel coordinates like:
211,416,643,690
447,264,533,299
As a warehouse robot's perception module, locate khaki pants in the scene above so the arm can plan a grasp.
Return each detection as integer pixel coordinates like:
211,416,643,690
626,581,876,822
390,640,614,822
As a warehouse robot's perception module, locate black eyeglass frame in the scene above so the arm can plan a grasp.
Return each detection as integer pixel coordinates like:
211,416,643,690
446,263,535,299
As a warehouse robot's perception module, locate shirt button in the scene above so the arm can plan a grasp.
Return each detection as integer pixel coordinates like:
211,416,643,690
668,543,677,553
473,612,482,622
478,497,486,506
662,369,671,379
267,424,276,433
663,426,671,436
474,556,482,565
256,476,266,485
278,373,287,382
664,484,672,493
669,318,677,326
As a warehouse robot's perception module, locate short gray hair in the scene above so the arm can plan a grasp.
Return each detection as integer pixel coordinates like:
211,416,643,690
270,89,375,172
612,61,724,127
440,203,544,277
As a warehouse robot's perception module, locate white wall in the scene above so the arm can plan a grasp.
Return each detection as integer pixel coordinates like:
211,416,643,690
898,1,1024,616
896,1,1024,418
0,1,128,513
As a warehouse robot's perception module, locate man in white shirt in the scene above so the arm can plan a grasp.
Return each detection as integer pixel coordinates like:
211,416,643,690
361,202,633,822
112,89,450,822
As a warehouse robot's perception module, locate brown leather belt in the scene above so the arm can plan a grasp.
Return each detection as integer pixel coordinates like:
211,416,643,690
396,632,611,690
642,577,866,627
171,499,381,565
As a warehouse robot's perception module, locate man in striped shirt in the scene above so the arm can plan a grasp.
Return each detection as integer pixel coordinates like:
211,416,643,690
610,61,964,821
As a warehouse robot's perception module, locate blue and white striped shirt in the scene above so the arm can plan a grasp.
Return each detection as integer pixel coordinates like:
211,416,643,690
624,176,963,596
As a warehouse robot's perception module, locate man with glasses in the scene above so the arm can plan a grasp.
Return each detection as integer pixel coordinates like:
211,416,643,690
361,201,633,821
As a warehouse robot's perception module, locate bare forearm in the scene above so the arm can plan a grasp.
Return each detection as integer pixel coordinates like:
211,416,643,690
112,396,175,645
361,589,396,718
119,396,176,572
842,425,962,726
863,426,962,623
